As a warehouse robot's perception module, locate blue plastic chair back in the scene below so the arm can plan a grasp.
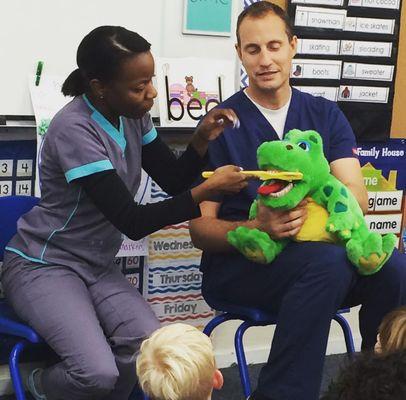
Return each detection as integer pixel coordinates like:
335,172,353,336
0,196,39,261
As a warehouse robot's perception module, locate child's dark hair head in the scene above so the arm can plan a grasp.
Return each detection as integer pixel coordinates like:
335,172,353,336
321,350,406,400
62,26,151,97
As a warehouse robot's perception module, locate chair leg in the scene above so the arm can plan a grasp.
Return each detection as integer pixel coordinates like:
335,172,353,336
10,341,27,400
203,313,236,337
333,313,355,355
235,321,256,399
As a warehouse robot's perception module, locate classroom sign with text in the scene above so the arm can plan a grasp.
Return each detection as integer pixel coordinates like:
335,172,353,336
356,139,405,253
183,0,232,36
143,152,215,328
288,0,402,140
156,57,235,127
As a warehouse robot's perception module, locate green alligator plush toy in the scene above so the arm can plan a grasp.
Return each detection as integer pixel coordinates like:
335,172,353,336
227,129,396,275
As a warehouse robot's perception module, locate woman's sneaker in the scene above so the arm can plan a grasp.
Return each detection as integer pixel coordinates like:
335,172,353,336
26,368,47,400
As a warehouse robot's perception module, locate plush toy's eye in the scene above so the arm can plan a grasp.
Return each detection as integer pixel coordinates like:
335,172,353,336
297,141,310,151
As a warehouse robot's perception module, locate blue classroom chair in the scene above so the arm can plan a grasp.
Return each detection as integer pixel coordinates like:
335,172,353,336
0,195,149,400
203,297,355,399
0,195,43,400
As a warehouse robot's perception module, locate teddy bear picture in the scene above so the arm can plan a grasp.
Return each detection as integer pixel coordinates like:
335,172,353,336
185,76,197,96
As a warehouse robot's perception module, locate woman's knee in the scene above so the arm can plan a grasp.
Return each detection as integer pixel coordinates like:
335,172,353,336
69,361,119,398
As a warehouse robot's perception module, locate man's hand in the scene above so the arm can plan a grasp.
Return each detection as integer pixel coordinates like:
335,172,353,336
254,199,308,239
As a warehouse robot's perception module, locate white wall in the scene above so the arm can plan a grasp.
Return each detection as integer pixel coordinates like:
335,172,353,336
0,0,241,116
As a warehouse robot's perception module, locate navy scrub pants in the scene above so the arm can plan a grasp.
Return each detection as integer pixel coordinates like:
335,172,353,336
202,241,406,400
1,251,160,400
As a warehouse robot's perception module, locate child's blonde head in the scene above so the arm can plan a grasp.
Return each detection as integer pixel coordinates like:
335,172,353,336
136,323,216,400
377,306,406,354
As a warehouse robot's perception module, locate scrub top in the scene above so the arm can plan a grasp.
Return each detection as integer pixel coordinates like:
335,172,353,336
6,95,157,271
207,88,357,222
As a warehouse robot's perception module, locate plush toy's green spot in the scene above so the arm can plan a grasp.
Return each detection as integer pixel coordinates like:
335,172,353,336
334,202,348,213
227,129,396,276
323,186,333,197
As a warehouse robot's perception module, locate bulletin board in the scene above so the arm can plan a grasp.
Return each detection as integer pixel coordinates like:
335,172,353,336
287,0,403,141
275,0,405,139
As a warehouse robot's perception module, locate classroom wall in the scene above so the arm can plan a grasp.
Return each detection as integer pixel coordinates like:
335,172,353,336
1,0,402,379
0,0,242,117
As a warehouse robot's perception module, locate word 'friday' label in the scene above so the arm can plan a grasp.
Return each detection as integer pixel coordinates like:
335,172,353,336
297,39,340,55
348,0,400,10
342,62,394,81
295,6,347,29
338,85,389,103
294,86,339,101
340,40,393,57
151,300,209,316
344,17,395,34
291,59,342,79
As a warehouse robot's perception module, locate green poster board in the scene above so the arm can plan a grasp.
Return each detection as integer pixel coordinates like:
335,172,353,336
183,0,232,36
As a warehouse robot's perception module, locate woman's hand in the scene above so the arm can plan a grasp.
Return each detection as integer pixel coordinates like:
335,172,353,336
195,108,240,142
191,108,240,157
191,165,249,203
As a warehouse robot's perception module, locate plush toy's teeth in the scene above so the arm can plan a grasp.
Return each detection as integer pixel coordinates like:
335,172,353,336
269,182,293,198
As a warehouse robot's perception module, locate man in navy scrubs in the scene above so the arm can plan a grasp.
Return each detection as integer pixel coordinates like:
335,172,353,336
190,2,406,400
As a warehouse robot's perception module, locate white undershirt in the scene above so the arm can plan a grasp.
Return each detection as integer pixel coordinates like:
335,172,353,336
244,89,292,139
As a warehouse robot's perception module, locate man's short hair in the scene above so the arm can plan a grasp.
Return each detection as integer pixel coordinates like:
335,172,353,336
320,350,406,400
136,323,216,400
236,1,294,45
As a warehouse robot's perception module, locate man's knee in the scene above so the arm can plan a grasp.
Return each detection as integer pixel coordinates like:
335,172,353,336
376,250,406,292
305,244,354,287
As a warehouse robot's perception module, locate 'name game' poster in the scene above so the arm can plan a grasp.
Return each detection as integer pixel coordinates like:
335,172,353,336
357,139,405,253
